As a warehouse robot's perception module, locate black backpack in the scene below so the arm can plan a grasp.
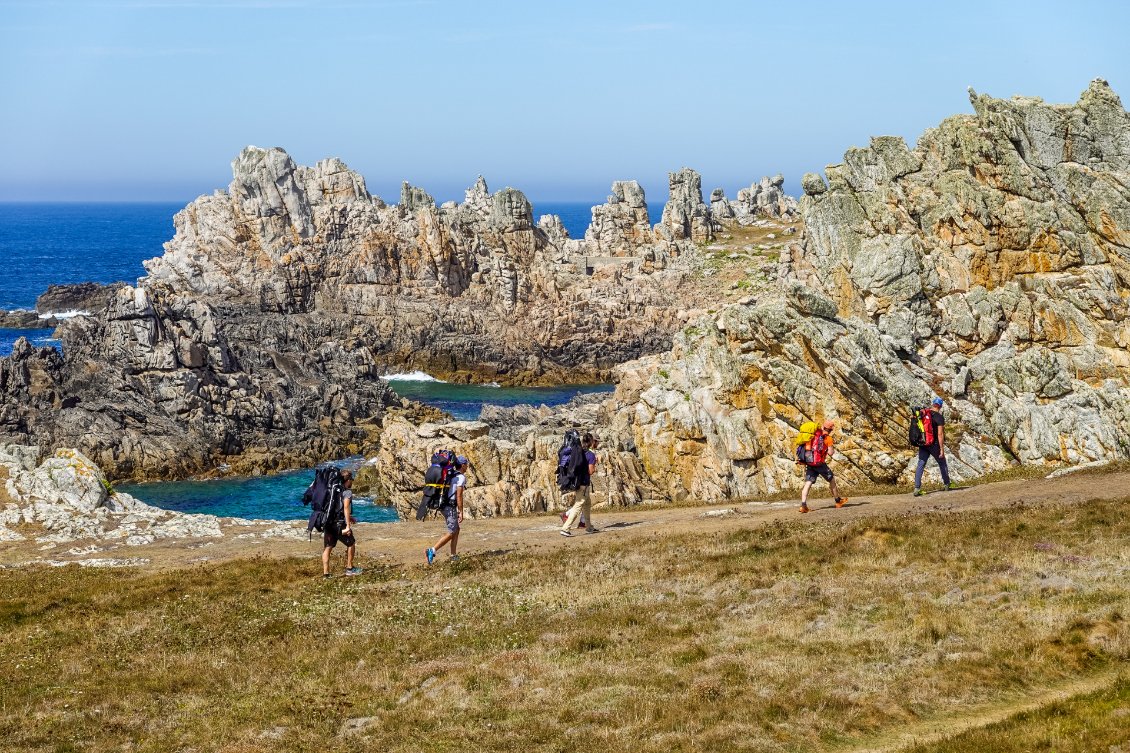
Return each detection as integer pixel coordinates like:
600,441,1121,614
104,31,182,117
556,429,586,491
302,466,344,538
416,449,456,521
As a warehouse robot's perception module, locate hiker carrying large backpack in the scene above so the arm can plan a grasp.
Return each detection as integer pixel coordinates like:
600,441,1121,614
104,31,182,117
793,419,847,513
416,449,457,521
912,397,953,496
302,466,345,539
559,431,599,536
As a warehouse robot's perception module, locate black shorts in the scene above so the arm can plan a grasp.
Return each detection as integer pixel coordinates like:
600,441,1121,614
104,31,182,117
804,464,834,483
323,523,355,549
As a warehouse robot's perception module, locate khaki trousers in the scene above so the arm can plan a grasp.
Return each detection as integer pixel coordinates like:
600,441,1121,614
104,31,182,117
561,484,592,531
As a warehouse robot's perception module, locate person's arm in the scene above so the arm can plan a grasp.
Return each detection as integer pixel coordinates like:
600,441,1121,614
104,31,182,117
937,424,945,458
342,494,352,534
456,484,464,523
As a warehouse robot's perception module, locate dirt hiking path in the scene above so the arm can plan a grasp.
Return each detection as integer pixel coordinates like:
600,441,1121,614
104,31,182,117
844,667,1126,753
4,467,1127,572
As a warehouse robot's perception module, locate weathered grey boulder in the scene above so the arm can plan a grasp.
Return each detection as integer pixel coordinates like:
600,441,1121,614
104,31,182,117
0,447,224,544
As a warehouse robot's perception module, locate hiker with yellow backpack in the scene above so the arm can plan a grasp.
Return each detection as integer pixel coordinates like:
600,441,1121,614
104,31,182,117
794,419,848,513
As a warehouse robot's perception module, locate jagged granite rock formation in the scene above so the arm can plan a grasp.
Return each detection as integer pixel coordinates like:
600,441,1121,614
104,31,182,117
0,149,727,479
658,168,714,244
144,149,703,385
710,176,799,226
610,80,1130,500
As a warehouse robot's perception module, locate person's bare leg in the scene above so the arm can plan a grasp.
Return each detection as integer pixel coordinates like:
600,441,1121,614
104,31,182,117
433,532,453,554
800,480,813,507
449,529,459,557
322,546,332,575
346,543,355,570
829,478,841,499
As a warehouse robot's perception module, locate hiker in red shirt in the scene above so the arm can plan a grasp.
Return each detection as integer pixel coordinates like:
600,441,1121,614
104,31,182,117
798,420,848,513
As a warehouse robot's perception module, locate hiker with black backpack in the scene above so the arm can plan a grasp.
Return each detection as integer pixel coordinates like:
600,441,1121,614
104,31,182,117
559,432,598,537
322,470,360,578
912,397,953,496
426,455,468,565
302,466,360,579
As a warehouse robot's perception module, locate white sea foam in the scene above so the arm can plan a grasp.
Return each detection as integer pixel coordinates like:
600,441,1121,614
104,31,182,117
39,310,90,320
381,371,446,383
484,382,501,388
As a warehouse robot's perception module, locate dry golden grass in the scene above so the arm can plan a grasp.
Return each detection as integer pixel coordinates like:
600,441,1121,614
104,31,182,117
1,498,1127,752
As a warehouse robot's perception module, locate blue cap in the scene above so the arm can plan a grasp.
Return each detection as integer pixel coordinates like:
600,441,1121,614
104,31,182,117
456,456,468,466
932,397,944,407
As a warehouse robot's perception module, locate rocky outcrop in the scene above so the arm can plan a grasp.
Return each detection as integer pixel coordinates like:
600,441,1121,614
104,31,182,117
709,176,800,229
0,446,224,544
0,310,55,329
0,148,726,479
732,175,799,222
658,168,713,244
609,80,1130,500
585,180,656,255
369,409,662,520
36,282,127,315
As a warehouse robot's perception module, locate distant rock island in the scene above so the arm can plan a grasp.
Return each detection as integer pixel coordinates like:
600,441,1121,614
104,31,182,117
2,80,1129,513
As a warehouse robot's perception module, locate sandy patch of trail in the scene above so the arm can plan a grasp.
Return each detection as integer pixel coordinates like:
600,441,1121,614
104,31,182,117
3,467,1127,572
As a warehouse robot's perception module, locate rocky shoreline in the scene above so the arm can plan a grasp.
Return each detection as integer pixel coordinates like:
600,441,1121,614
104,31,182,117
2,81,1129,516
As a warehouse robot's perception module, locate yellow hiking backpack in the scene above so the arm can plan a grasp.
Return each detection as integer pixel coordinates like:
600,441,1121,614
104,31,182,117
794,421,817,448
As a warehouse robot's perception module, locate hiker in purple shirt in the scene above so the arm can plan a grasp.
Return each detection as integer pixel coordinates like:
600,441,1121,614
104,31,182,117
560,434,599,537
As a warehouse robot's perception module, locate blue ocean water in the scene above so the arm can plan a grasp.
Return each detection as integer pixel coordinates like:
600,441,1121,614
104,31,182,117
118,464,400,524
0,203,180,310
0,328,57,357
384,378,613,420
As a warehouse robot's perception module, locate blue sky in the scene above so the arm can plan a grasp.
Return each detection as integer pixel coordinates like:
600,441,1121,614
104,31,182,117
1,0,1127,205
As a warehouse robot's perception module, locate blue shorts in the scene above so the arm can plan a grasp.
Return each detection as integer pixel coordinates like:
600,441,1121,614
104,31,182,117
441,504,460,533
804,464,834,483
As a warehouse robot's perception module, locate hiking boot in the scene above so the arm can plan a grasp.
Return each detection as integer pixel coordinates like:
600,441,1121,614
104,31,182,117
585,527,599,534
426,547,436,565
798,504,809,514
913,488,924,497
344,567,362,576
323,573,333,579
834,497,848,508
560,530,572,537
944,482,955,491
449,555,460,563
